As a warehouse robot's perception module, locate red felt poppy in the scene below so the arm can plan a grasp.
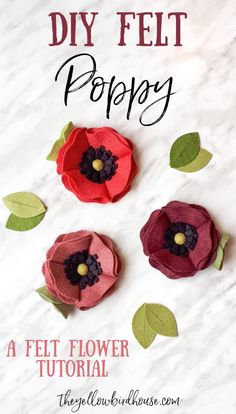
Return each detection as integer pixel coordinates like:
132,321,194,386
42,230,121,310
140,201,221,279
56,126,137,203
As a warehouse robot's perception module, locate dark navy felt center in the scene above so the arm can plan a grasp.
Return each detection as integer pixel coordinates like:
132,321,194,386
64,250,102,290
164,222,198,257
79,146,118,184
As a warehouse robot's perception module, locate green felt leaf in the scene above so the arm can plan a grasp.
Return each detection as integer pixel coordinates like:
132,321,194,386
132,304,156,349
177,148,212,173
213,234,230,271
3,192,46,218
170,132,200,168
35,286,62,304
145,304,178,337
6,212,45,231
53,303,73,319
36,286,73,319
47,121,74,161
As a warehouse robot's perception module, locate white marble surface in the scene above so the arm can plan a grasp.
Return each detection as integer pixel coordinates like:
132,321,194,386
1,0,236,413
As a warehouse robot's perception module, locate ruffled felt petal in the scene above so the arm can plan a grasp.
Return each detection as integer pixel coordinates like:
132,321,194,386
57,128,89,174
89,232,116,276
188,220,213,270
163,201,209,229
42,261,75,304
56,128,79,174
62,169,111,203
42,262,55,291
140,210,170,256
108,158,137,203
46,244,58,260
42,261,77,304
62,173,110,203
99,234,121,274
53,230,92,245
190,203,212,220
105,154,133,201
149,249,196,279
199,223,220,269
52,232,120,275
76,273,117,309
48,260,80,304
47,231,93,261
49,235,91,264
85,127,133,158
110,128,134,150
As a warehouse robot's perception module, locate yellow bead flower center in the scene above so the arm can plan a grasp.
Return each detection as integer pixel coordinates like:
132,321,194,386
77,263,89,276
174,233,186,246
92,159,104,172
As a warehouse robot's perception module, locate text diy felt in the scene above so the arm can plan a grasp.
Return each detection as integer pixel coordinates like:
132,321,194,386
49,11,188,47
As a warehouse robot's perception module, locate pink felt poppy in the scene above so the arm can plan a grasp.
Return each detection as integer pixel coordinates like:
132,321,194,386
56,126,137,203
140,201,221,279
42,230,121,310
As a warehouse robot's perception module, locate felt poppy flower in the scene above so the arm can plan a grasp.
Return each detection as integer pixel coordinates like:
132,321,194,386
42,230,121,310
56,126,137,203
140,201,222,279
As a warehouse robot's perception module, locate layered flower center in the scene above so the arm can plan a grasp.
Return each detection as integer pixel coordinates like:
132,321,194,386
64,250,102,290
79,146,118,183
164,222,198,257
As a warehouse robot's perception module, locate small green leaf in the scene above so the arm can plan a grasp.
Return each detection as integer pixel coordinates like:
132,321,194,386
36,286,73,319
53,303,73,319
132,304,156,349
177,148,212,173
219,234,230,250
213,234,230,270
3,192,46,218
46,138,65,161
145,304,178,337
6,212,45,231
47,121,74,161
35,286,62,304
170,132,200,168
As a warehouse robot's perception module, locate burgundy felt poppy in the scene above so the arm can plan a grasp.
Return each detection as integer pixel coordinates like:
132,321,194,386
42,230,121,310
56,126,137,203
140,201,221,279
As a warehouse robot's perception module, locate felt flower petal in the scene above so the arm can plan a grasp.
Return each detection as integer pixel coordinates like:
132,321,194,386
105,155,133,201
42,262,71,303
57,128,89,174
62,170,110,203
54,230,92,245
89,232,116,276
48,261,80,304
76,273,117,309
50,235,92,264
99,234,121,274
190,203,213,220
149,249,196,279
109,158,138,203
47,231,93,260
140,210,170,256
163,201,209,229
43,261,78,306
200,223,220,269
110,128,134,150
189,220,218,270
86,127,132,158
56,128,80,174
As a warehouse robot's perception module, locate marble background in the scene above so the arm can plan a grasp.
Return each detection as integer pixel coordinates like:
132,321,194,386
1,0,236,413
